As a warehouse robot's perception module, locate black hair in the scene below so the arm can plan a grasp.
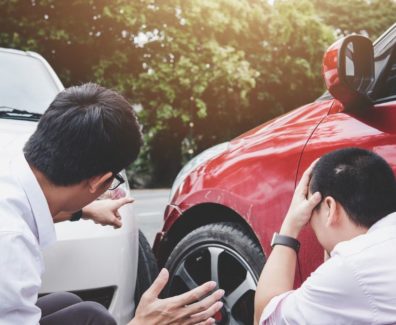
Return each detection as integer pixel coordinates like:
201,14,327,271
24,83,143,186
310,147,396,228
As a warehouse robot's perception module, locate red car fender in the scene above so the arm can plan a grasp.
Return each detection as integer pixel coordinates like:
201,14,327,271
155,100,335,273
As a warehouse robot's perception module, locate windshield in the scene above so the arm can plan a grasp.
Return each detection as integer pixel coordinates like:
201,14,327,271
0,51,61,114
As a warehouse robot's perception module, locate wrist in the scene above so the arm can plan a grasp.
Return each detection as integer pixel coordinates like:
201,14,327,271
81,206,93,220
271,232,300,253
279,220,301,239
70,209,83,222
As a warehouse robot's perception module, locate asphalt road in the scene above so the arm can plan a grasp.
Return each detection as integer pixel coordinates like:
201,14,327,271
131,189,170,245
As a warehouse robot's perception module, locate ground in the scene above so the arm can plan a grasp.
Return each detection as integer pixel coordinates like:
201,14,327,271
132,189,170,245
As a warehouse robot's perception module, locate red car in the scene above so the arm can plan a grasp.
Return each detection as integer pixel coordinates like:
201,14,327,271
154,23,396,324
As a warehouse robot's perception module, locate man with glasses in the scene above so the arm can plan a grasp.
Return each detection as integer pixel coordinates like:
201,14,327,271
0,83,223,325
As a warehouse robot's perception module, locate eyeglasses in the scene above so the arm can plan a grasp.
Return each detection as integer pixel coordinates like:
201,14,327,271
109,173,125,191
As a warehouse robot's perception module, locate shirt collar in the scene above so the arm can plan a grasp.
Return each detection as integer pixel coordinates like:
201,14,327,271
331,211,396,256
368,211,396,233
10,152,56,248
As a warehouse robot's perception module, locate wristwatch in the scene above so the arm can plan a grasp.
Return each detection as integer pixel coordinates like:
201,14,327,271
271,232,300,253
70,209,83,222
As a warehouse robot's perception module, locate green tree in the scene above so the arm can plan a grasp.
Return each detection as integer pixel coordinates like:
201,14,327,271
312,0,396,39
92,0,267,185
0,0,342,186
246,0,334,121
0,0,148,84
94,0,334,185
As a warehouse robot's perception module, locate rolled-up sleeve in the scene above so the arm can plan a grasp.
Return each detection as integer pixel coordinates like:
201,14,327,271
0,231,42,325
259,291,294,324
259,254,374,325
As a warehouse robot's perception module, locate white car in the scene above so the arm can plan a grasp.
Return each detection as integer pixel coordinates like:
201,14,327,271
0,48,157,324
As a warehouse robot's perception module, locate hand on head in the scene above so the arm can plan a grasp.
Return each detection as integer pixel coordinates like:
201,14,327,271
280,160,322,238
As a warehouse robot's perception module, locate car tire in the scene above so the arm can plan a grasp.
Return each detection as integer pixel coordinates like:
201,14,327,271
133,230,159,312
164,222,265,325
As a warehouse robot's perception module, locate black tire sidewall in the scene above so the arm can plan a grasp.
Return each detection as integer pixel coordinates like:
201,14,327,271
134,230,158,310
165,222,265,292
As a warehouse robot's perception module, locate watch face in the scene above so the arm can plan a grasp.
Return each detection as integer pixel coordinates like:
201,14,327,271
271,232,278,247
270,232,300,253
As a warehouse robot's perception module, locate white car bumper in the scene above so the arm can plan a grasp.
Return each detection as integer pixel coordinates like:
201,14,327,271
40,203,138,325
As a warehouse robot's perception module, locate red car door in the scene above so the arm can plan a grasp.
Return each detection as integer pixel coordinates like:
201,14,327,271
296,44,396,279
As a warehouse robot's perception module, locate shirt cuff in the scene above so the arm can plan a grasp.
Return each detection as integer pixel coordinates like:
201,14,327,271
259,291,294,324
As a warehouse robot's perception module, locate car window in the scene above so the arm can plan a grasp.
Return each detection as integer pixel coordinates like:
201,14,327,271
374,23,396,59
374,46,396,101
382,53,396,98
0,51,60,114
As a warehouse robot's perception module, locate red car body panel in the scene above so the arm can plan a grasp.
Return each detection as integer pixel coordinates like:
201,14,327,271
156,100,333,282
155,26,396,284
156,97,396,283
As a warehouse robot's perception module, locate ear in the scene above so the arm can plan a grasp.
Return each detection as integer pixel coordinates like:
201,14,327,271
87,172,113,194
324,196,339,227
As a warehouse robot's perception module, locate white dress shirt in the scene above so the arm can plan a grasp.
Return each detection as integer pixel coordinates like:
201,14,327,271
0,153,56,325
260,211,396,325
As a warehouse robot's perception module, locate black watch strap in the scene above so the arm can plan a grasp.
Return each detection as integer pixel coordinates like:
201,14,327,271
271,232,300,253
70,210,83,222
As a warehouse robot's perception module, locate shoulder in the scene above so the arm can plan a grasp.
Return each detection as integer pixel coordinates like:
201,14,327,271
0,163,33,235
0,229,41,265
332,226,396,267
0,203,42,271
275,256,375,322
332,234,374,257
0,203,34,237
302,253,361,292
298,254,375,310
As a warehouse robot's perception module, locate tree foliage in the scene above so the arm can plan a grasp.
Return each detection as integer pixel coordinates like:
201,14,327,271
0,0,392,186
312,0,396,39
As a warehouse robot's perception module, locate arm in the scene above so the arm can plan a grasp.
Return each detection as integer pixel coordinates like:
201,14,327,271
0,231,42,324
254,244,297,324
53,197,133,228
129,269,224,325
254,162,321,324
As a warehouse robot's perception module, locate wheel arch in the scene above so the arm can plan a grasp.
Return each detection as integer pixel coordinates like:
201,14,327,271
156,203,264,267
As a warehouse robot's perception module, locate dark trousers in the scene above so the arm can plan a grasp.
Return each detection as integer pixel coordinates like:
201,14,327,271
37,292,117,325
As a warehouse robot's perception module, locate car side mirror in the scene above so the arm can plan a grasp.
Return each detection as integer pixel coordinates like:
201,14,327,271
322,35,374,110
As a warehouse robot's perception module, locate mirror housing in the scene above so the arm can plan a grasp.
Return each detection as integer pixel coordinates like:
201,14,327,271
322,35,374,109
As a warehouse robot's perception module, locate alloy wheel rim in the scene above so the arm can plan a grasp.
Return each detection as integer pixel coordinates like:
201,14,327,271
168,243,258,325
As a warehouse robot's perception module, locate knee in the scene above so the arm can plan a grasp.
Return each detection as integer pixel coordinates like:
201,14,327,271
77,301,116,325
37,291,83,310
56,292,83,304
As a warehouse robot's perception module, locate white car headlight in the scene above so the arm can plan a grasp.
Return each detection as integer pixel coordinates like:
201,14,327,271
170,142,229,200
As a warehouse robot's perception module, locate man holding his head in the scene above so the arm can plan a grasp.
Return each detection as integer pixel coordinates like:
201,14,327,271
0,83,223,325
255,147,396,324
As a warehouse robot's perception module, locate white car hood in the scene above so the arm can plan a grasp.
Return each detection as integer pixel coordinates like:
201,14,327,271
0,118,37,156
